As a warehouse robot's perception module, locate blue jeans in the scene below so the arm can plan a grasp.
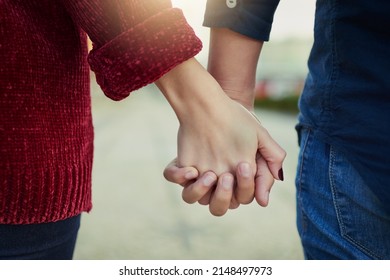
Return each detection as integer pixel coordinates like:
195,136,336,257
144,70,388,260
0,215,80,260
296,128,390,259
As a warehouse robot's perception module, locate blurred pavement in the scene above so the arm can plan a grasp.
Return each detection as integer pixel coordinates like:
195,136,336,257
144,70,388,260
73,81,304,260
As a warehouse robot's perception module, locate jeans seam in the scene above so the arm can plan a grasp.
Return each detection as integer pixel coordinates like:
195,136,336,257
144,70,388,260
329,146,345,234
297,129,312,238
329,147,381,259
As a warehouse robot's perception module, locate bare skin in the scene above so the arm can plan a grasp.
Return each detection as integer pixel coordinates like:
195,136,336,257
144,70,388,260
156,48,285,216
162,29,286,216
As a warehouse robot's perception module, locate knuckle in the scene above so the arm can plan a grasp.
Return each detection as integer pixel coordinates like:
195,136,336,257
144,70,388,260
163,169,171,181
198,200,209,206
239,196,254,205
280,149,287,160
210,207,226,217
163,168,181,183
274,148,287,163
182,192,196,204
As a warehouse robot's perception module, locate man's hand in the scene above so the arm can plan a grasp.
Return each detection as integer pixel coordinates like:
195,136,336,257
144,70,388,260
156,55,285,216
164,152,280,216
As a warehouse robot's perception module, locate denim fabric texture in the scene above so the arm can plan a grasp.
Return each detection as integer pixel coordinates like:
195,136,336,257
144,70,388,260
296,128,390,260
0,215,81,260
297,0,390,209
203,0,390,259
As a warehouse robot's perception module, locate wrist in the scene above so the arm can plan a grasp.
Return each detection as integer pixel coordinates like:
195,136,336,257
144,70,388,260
156,58,228,123
223,88,255,112
207,28,263,112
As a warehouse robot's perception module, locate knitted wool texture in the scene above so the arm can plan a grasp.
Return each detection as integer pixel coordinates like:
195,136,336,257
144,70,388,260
0,0,202,224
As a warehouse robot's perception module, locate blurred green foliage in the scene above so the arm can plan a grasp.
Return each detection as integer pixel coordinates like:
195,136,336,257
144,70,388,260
254,95,300,115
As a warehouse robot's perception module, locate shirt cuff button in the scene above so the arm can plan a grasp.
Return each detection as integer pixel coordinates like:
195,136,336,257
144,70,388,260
226,0,237,9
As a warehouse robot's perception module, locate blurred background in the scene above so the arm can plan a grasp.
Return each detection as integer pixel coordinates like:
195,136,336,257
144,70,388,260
74,0,316,260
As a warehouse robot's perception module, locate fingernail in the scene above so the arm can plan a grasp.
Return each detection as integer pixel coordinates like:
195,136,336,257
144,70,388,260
222,175,233,190
239,162,251,178
203,174,216,187
184,170,197,180
278,168,284,181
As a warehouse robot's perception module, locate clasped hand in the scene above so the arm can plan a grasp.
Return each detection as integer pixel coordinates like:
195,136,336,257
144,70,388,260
156,58,286,216
164,94,286,216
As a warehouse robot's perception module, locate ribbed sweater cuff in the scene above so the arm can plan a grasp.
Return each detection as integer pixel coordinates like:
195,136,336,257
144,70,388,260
88,8,202,101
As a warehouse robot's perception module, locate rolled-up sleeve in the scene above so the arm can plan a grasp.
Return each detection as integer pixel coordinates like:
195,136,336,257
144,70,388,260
203,0,280,41
60,0,202,101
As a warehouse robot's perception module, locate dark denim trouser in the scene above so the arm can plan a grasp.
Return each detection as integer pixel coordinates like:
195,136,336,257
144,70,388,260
296,128,390,259
0,214,80,260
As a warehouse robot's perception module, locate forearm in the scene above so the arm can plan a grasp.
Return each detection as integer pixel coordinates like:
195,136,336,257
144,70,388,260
208,28,263,111
155,58,227,124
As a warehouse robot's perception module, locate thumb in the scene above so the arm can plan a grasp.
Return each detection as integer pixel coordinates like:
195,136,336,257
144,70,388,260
163,158,199,186
256,126,286,181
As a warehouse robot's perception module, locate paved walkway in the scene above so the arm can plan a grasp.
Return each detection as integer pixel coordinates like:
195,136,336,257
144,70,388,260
73,81,304,260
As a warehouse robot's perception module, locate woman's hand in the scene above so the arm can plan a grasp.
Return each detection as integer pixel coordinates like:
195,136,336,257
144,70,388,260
164,151,278,216
156,58,285,216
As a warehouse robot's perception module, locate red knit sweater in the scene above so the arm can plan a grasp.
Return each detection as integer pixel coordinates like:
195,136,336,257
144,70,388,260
0,0,202,224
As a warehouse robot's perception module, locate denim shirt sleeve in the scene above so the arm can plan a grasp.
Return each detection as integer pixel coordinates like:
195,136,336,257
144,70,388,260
203,0,280,41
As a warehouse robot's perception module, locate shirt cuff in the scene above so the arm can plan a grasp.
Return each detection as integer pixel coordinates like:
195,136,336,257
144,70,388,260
88,8,202,101
203,0,279,41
